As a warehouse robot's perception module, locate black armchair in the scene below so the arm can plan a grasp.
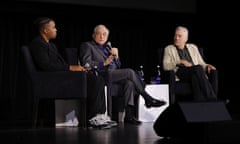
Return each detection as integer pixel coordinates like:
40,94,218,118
157,47,218,104
21,46,88,128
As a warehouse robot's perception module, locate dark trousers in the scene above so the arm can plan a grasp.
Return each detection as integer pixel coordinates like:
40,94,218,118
176,65,217,101
87,74,106,119
108,68,148,104
107,68,148,119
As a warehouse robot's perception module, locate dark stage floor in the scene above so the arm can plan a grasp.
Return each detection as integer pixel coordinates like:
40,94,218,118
1,121,240,144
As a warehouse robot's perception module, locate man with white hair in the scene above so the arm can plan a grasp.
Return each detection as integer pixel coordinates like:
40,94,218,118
163,26,217,101
79,24,166,125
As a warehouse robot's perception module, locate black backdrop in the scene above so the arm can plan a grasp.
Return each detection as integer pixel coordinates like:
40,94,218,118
0,1,237,127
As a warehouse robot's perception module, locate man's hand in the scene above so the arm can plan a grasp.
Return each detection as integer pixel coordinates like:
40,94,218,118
110,47,119,58
104,55,114,66
206,64,216,73
180,59,192,67
69,65,86,71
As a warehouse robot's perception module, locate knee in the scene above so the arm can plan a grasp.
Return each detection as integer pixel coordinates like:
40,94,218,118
125,68,136,76
124,80,134,89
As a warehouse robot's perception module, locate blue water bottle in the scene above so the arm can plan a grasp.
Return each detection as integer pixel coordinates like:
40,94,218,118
155,65,161,84
139,65,144,82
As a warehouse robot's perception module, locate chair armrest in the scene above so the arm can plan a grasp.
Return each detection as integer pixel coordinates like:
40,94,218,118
31,71,88,99
35,71,87,82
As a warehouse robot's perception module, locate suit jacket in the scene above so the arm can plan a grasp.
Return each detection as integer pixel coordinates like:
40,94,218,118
79,40,121,73
163,43,208,73
29,36,69,71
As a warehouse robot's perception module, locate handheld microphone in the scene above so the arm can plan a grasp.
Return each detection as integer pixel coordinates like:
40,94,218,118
106,41,117,57
106,41,112,51
106,41,120,68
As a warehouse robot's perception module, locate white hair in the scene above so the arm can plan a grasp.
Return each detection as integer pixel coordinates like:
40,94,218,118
93,24,110,35
176,26,188,37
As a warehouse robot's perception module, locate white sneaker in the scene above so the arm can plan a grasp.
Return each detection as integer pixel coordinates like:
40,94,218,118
88,114,117,129
56,118,79,127
72,117,79,126
99,114,118,127
89,115,108,127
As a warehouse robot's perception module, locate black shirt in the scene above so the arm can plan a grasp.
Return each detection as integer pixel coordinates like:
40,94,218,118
176,45,193,65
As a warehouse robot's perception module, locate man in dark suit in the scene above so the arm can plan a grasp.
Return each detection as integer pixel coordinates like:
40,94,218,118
79,24,166,125
29,17,116,129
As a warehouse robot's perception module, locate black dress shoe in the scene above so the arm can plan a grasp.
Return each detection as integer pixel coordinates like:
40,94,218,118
124,117,142,125
145,98,166,108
